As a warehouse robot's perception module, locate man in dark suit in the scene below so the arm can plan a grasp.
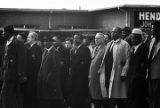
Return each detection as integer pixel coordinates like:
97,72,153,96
70,34,91,108
1,25,27,108
148,21,160,108
37,37,64,108
23,32,42,108
52,36,70,107
127,28,149,108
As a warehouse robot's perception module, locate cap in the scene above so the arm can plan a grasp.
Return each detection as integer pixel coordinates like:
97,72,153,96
132,28,142,35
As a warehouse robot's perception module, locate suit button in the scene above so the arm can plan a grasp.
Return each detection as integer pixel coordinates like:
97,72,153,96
10,59,13,62
60,61,64,65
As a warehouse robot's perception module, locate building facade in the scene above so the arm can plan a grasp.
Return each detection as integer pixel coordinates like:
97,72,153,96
0,5,160,38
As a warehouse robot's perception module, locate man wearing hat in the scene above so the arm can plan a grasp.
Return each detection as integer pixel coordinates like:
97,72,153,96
127,28,149,108
148,21,160,108
1,25,27,108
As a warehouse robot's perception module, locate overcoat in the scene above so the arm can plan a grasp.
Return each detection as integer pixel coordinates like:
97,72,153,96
89,45,106,99
100,39,130,98
37,46,63,100
1,36,26,108
70,44,91,104
127,43,148,108
25,43,42,98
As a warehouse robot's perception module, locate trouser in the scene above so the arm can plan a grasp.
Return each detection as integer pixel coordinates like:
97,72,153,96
91,99,110,108
149,79,160,108
109,98,127,108
1,81,22,108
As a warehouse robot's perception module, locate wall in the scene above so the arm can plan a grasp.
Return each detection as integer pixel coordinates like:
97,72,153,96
0,11,93,29
0,12,49,28
93,9,127,31
51,12,93,29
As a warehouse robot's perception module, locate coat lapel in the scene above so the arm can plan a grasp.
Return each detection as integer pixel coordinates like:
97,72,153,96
148,37,155,59
40,47,54,69
152,41,160,60
101,41,113,66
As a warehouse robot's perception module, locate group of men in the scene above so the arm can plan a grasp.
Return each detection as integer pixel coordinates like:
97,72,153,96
89,23,160,108
0,21,160,108
0,25,91,108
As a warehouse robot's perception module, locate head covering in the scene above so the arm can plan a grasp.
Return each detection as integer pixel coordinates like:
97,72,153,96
132,28,142,35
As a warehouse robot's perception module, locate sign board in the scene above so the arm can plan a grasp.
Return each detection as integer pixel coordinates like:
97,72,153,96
134,11,159,28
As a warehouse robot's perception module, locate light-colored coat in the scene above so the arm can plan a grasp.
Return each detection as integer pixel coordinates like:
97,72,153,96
89,45,106,99
99,39,130,98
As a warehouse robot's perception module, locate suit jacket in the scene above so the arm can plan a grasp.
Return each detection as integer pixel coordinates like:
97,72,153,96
148,37,160,79
56,44,70,101
70,44,91,103
127,43,148,99
128,43,149,80
25,43,42,99
2,36,26,81
37,46,63,100
25,43,42,84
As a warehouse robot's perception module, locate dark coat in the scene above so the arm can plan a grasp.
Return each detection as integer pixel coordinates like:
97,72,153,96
22,43,42,107
56,45,70,101
37,46,63,100
70,44,91,104
1,36,27,108
26,43,42,84
2,36,26,81
127,43,149,108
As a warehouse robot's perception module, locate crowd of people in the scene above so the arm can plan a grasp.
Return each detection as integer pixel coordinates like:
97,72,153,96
0,22,160,108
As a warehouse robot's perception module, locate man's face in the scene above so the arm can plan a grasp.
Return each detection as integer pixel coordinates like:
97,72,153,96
111,27,120,40
131,34,142,46
73,35,81,46
52,37,60,46
27,33,34,44
95,34,104,45
122,31,128,39
45,41,52,49
17,34,24,43
65,41,72,49
2,31,10,39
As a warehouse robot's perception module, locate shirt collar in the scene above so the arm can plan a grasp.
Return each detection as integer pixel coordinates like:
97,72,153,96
133,42,142,53
76,44,82,49
46,46,53,52
30,42,36,47
112,39,121,44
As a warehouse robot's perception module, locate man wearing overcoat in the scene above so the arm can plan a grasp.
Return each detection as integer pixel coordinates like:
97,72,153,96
1,25,27,108
70,34,91,108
